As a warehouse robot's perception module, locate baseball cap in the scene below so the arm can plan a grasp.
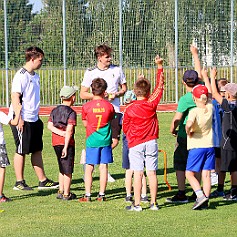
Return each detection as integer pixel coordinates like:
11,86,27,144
60,86,78,99
123,90,137,104
192,84,208,98
223,83,237,97
183,70,199,85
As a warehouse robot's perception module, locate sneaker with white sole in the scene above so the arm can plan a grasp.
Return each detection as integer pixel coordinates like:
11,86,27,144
141,196,149,203
126,204,142,212
192,195,208,210
211,172,218,186
150,203,159,211
210,189,225,198
38,178,59,190
13,180,33,191
125,195,133,202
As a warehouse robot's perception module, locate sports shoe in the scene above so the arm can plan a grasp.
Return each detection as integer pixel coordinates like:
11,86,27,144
192,195,209,210
79,195,92,202
150,203,159,211
211,172,218,186
0,194,12,203
141,195,149,203
126,205,142,212
125,195,133,202
210,189,225,198
195,199,209,210
62,192,77,201
56,190,64,199
96,194,106,201
38,178,59,190
166,192,188,203
13,180,33,191
107,173,115,182
223,193,237,201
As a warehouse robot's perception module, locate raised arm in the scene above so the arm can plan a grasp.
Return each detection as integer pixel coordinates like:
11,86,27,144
190,45,202,79
210,68,223,105
201,68,212,94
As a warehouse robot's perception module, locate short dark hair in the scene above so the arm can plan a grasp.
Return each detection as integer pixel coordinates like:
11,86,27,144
94,44,112,59
91,78,108,96
134,77,151,98
25,46,44,62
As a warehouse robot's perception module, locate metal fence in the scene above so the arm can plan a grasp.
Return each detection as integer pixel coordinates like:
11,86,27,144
1,0,237,106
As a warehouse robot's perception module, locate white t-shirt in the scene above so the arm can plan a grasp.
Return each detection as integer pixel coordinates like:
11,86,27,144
11,68,40,122
187,102,213,150
81,65,126,112
0,111,11,144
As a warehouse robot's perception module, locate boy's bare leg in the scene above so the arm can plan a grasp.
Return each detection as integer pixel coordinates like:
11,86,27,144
147,170,157,204
202,170,211,197
125,169,133,196
14,153,25,181
99,164,108,194
31,151,47,181
85,164,94,194
186,171,202,193
231,171,237,186
141,174,147,196
0,167,5,195
58,172,64,193
133,170,143,206
176,170,186,190
63,174,72,196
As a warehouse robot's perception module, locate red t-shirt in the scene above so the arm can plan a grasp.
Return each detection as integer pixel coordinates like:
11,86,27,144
122,68,164,148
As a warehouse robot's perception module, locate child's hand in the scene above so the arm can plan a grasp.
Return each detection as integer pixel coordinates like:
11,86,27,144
138,74,145,80
155,55,163,65
210,67,217,79
61,147,67,158
201,68,209,79
190,44,198,55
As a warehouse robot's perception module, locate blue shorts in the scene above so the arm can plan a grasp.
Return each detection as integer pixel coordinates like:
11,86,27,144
129,139,158,171
186,147,215,172
86,146,113,165
122,134,130,169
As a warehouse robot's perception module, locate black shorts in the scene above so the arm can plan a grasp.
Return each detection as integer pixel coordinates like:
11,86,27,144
11,119,43,155
54,145,75,174
111,113,122,140
214,147,221,159
173,136,189,171
221,149,237,172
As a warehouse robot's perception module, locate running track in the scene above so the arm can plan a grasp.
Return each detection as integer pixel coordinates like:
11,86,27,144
0,103,177,116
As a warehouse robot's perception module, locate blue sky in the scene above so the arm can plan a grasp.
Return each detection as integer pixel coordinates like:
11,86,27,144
29,0,43,13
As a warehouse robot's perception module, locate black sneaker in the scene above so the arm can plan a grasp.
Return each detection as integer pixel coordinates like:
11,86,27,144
96,194,106,201
223,193,237,201
13,180,33,191
62,192,77,201
125,195,133,202
38,178,59,190
195,199,209,210
141,196,149,203
192,195,208,210
166,192,188,203
188,192,197,202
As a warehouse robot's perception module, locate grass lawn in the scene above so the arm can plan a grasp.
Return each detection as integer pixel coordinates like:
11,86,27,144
0,113,236,237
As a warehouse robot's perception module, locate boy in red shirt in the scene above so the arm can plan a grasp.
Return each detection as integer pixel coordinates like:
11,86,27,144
122,56,164,211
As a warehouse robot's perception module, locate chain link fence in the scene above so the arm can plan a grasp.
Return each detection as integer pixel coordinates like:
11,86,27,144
0,0,237,106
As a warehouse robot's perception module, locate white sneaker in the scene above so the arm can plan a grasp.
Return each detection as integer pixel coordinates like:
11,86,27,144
107,173,115,182
211,172,218,186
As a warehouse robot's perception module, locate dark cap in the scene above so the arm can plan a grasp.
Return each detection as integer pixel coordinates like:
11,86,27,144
183,70,199,85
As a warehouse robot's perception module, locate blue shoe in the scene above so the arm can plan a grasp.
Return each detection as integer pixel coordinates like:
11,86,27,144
210,190,225,198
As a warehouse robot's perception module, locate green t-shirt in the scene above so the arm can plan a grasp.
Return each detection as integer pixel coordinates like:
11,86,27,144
177,92,196,138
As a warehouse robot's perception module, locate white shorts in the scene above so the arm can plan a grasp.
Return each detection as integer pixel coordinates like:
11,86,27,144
129,139,158,171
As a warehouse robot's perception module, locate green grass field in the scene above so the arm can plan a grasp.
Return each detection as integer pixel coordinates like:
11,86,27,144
0,113,236,237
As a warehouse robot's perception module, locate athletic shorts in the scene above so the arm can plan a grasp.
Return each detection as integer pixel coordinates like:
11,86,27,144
111,113,122,140
86,146,113,165
11,119,43,155
54,145,75,174
122,134,130,169
129,139,158,171
0,144,10,168
221,149,237,172
214,147,221,159
173,136,189,171
186,147,215,172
